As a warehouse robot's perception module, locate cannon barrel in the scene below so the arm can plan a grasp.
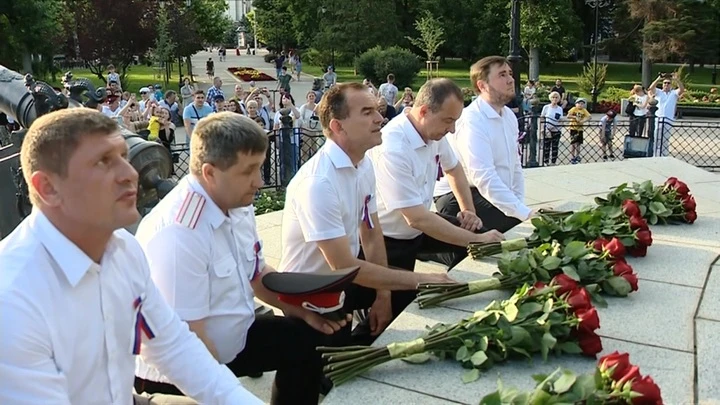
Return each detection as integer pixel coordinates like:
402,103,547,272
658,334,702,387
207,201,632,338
0,65,177,239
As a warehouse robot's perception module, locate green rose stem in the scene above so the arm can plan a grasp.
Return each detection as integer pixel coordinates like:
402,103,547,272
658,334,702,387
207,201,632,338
417,274,523,308
468,238,540,259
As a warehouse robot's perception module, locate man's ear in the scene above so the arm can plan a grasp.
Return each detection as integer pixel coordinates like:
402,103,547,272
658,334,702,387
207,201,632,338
30,171,61,207
418,104,430,118
329,118,343,135
201,163,217,186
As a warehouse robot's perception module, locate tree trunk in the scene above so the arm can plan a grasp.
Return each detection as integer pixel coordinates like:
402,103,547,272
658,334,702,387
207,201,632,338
185,56,194,81
528,47,540,81
641,46,652,89
22,52,33,75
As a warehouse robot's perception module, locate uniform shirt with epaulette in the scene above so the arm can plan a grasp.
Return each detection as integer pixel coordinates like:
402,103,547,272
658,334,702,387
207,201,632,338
134,175,264,383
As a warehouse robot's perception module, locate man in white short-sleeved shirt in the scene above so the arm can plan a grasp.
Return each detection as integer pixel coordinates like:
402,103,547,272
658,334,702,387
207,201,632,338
280,83,454,344
0,109,258,405
133,113,346,404
648,72,685,157
370,78,504,273
433,56,539,242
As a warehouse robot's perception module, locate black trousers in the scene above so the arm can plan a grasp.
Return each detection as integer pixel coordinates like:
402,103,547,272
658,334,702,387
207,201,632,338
542,131,561,164
421,187,521,269
338,214,469,346
134,315,326,405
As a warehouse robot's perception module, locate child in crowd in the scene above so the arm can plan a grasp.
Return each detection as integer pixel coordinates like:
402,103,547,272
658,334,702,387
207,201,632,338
599,110,617,160
566,98,592,164
540,91,564,165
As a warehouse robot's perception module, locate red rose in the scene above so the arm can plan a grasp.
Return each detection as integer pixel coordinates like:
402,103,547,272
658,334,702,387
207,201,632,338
612,258,634,276
664,177,678,188
635,230,653,247
631,375,663,405
673,181,690,197
577,332,603,356
622,199,642,218
617,364,641,386
685,210,697,224
566,288,592,312
599,351,631,381
629,215,649,231
682,196,696,211
621,272,639,292
628,245,648,257
604,237,627,258
552,274,579,295
576,308,600,333
592,238,610,252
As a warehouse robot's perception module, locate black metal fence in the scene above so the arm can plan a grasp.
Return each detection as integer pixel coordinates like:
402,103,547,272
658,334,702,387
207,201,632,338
517,114,720,171
170,128,326,189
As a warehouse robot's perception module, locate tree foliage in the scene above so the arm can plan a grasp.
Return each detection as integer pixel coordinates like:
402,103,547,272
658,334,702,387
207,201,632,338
152,6,176,86
405,11,446,61
519,0,582,60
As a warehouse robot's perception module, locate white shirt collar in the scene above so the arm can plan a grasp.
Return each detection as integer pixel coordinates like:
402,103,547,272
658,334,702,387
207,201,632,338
477,97,502,120
398,113,427,150
325,139,357,169
29,210,124,287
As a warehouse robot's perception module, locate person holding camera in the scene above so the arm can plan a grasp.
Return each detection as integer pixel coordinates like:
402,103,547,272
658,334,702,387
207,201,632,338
628,84,649,138
648,72,685,157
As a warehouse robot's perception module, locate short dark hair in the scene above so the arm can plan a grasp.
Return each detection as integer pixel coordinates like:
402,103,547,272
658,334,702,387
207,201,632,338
317,82,368,137
190,112,268,175
387,74,395,82
414,79,463,113
470,56,509,95
193,89,205,96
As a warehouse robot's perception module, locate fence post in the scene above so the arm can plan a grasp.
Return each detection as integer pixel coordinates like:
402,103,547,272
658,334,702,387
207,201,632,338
527,101,541,167
278,108,294,186
647,100,658,157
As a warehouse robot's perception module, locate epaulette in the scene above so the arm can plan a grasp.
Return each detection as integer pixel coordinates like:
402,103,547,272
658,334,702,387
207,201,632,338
174,191,206,229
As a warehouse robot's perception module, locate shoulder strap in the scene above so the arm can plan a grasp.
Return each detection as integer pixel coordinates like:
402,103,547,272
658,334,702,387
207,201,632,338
175,191,206,229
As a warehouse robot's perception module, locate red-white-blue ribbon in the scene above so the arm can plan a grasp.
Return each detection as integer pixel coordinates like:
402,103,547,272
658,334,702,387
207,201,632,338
251,241,262,281
362,194,374,229
435,154,444,181
131,294,156,355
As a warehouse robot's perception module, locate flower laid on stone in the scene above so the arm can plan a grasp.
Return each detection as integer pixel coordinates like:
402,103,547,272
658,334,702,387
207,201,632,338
419,239,638,308
480,351,663,405
595,178,697,225
468,207,653,260
318,282,602,386
227,67,276,82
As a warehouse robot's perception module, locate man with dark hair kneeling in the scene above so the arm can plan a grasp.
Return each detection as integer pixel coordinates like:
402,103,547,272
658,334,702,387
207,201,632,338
133,112,348,404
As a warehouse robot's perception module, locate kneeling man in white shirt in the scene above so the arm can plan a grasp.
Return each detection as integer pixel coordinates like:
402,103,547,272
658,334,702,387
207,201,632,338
0,109,258,405
370,78,503,274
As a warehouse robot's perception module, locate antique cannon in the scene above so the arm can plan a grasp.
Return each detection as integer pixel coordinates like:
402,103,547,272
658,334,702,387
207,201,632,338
0,65,177,239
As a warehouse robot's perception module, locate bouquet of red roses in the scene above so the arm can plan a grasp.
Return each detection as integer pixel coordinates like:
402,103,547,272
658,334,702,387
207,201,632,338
418,239,638,308
318,279,602,386
468,207,653,259
480,351,663,404
595,177,697,225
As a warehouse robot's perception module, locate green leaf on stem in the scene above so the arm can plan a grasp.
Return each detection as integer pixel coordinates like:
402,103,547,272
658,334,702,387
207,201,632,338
532,373,549,383
540,332,557,361
479,335,489,351
563,241,588,260
518,302,544,319
605,276,632,296
401,353,432,364
470,350,488,366
561,265,581,282
556,342,583,354
542,298,554,314
510,347,532,358
507,326,531,346
479,391,502,405
553,370,577,394
588,288,609,308
649,213,658,224
571,374,596,399
456,346,470,362
649,201,666,214
462,368,480,384
542,256,562,270
504,303,519,322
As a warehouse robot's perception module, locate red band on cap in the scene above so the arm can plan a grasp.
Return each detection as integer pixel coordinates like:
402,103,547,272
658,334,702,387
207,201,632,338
278,291,343,310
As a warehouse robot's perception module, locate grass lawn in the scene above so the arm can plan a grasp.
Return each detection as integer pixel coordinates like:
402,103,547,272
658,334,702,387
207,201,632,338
302,60,718,98
44,64,182,94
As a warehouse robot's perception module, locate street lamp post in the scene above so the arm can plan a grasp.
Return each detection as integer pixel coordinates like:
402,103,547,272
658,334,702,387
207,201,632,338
508,0,522,98
586,0,610,111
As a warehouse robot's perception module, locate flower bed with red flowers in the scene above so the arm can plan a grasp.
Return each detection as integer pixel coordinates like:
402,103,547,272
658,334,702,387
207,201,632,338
227,67,276,82
596,100,621,114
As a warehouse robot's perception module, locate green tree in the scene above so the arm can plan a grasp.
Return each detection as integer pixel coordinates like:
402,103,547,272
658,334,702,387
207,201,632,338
152,6,176,87
405,11,446,62
253,0,297,50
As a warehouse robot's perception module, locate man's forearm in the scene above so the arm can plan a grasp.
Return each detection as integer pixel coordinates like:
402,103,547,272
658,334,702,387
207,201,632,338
407,209,478,247
187,320,220,361
446,167,476,213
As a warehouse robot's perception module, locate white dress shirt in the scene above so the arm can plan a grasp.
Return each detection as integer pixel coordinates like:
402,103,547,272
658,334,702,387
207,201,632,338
370,112,458,239
434,97,531,220
134,176,262,381
654,89,680,120
0,210,260,405
280,140,377,274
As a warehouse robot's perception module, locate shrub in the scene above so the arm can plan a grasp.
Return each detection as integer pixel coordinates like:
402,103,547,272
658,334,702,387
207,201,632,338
355,46,422,88
254,189,285,215
302,48,353,69
264,53,277,64
603,86,632,103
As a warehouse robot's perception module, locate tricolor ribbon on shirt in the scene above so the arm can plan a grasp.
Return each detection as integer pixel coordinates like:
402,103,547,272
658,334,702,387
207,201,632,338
435,154,444,181
251,240,262,281
131,294,156,355
362,194,374,229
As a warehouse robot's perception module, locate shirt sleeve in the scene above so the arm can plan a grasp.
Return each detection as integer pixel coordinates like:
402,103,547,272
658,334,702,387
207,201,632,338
461,115,531,220
438,136,459,172
0,291,72,404
141,225,211,321
373,149,424,211
182,106,192,119
137,246,263,405
292,176,347,242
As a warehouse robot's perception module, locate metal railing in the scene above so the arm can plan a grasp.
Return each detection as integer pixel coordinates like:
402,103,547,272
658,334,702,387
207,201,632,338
170,128,326,189
517,114,720,171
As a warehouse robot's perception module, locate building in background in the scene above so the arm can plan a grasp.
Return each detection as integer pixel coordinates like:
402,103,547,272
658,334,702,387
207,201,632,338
226,0,253,22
